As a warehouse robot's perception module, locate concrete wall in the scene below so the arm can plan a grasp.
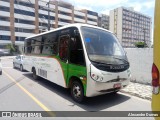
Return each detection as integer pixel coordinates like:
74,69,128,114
125,48,153,84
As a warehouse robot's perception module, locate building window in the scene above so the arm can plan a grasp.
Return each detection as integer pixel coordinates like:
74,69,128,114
87,10,98,16
14,8,35,17
39,14,55,20
0,35,10,40
15,18,34,25
16,37,26,41
0,6,10,12
15,28,34,33
0,26,10,31
0,16,10,22
14,0,34,8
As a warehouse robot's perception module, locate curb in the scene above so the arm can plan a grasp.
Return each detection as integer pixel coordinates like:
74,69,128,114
120,90,152,101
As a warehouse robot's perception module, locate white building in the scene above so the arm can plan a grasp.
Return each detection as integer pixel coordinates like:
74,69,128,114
0,0,98,47
109,7,152,48
98,14,109,30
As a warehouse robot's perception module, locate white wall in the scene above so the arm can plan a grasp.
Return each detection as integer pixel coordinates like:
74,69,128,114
125,48,153,84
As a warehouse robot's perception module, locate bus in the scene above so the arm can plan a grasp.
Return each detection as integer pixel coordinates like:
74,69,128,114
152,0,160,117
23,24,131,103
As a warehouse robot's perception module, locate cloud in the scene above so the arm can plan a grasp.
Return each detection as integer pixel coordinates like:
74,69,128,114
64,0,155,21
74,5,93,11
66,0,129,11
126,0,155,12
68,0,128,8
65,0,154,13
101,9,110,15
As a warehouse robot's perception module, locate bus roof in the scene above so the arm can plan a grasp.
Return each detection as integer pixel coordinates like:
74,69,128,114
25,23,112,40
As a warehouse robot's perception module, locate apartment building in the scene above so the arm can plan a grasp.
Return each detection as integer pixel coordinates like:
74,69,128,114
109,7,152,48
98,14,109,30
0,0,98,46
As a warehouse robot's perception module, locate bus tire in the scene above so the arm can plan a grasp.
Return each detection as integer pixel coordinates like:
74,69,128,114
20,65,23,72
111,90,119,95
32,68,38,80
71,80,84,103
13,63,16,69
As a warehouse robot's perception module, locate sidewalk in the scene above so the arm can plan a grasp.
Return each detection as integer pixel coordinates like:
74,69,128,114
0,56,15,59
120,82,152,101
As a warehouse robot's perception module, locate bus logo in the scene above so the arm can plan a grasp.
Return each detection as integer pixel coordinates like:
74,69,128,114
110,65,125,70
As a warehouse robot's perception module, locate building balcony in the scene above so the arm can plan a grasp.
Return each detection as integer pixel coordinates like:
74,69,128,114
38,1,55,9
0,31,10,36
58,21,70,26
0,11,10,17
58,14,72,20
39,9,55,16
87,14,98,20
0,1,10,7
74,17,85,23
14,23,35,29
87,20,97,25
0,21,10,26
58,6,72,13
74,11,85,17
14,13,35,21
15,32,35,37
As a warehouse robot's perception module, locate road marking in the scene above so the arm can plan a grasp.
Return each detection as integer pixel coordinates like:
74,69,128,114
2,67,13,68
3,70,56,117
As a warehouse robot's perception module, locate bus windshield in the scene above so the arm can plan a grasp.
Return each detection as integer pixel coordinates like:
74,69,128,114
81,26,128,65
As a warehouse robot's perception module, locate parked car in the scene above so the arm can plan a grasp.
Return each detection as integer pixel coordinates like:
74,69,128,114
13,55,24,71
0,59,2,75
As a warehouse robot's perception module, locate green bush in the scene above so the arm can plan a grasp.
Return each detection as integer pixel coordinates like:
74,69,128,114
6,44,20,55
135,42,148,48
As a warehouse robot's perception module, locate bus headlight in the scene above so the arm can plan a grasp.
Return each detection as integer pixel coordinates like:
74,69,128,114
91,73,103,82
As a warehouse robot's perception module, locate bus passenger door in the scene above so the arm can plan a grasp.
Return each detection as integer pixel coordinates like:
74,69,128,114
58,35,70,87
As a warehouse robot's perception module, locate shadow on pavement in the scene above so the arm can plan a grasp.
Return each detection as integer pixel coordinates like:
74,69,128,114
23,73,131,111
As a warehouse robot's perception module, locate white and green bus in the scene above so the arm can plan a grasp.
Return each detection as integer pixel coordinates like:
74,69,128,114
23,24,131,103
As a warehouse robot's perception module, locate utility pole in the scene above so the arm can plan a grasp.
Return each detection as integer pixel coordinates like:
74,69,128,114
142,28,147,45
46,0,50,31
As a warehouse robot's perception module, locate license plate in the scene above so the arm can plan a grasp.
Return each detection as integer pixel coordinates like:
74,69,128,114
114,83,121,88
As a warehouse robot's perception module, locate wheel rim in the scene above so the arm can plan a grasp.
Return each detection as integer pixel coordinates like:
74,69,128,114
33,70,36,79
73,84,81,98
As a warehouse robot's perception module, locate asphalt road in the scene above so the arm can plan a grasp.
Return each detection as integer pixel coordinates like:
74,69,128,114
0,57,154,120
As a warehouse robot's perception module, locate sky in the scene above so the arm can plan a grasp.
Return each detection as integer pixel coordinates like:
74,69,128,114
65,0,155,18
63,0,155,43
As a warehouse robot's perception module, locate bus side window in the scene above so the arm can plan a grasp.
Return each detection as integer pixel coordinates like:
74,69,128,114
70,35,85,66
59,35,69,61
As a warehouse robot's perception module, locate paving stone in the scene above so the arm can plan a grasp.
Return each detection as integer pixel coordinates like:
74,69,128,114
120,82,152,101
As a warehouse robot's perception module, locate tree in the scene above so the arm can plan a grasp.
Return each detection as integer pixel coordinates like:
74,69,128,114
135,42,148,48
5,44,20,55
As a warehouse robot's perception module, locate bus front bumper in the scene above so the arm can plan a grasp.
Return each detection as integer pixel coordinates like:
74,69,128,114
86,78,130,97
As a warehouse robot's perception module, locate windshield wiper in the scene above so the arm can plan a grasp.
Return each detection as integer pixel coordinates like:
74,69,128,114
91,60,112,65
112,57,129,64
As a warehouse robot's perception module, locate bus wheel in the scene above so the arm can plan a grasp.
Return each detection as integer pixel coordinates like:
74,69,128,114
111,90,119,95
32,68,38,80
71,80,84,103
13,63,16,69
20,65,23,72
